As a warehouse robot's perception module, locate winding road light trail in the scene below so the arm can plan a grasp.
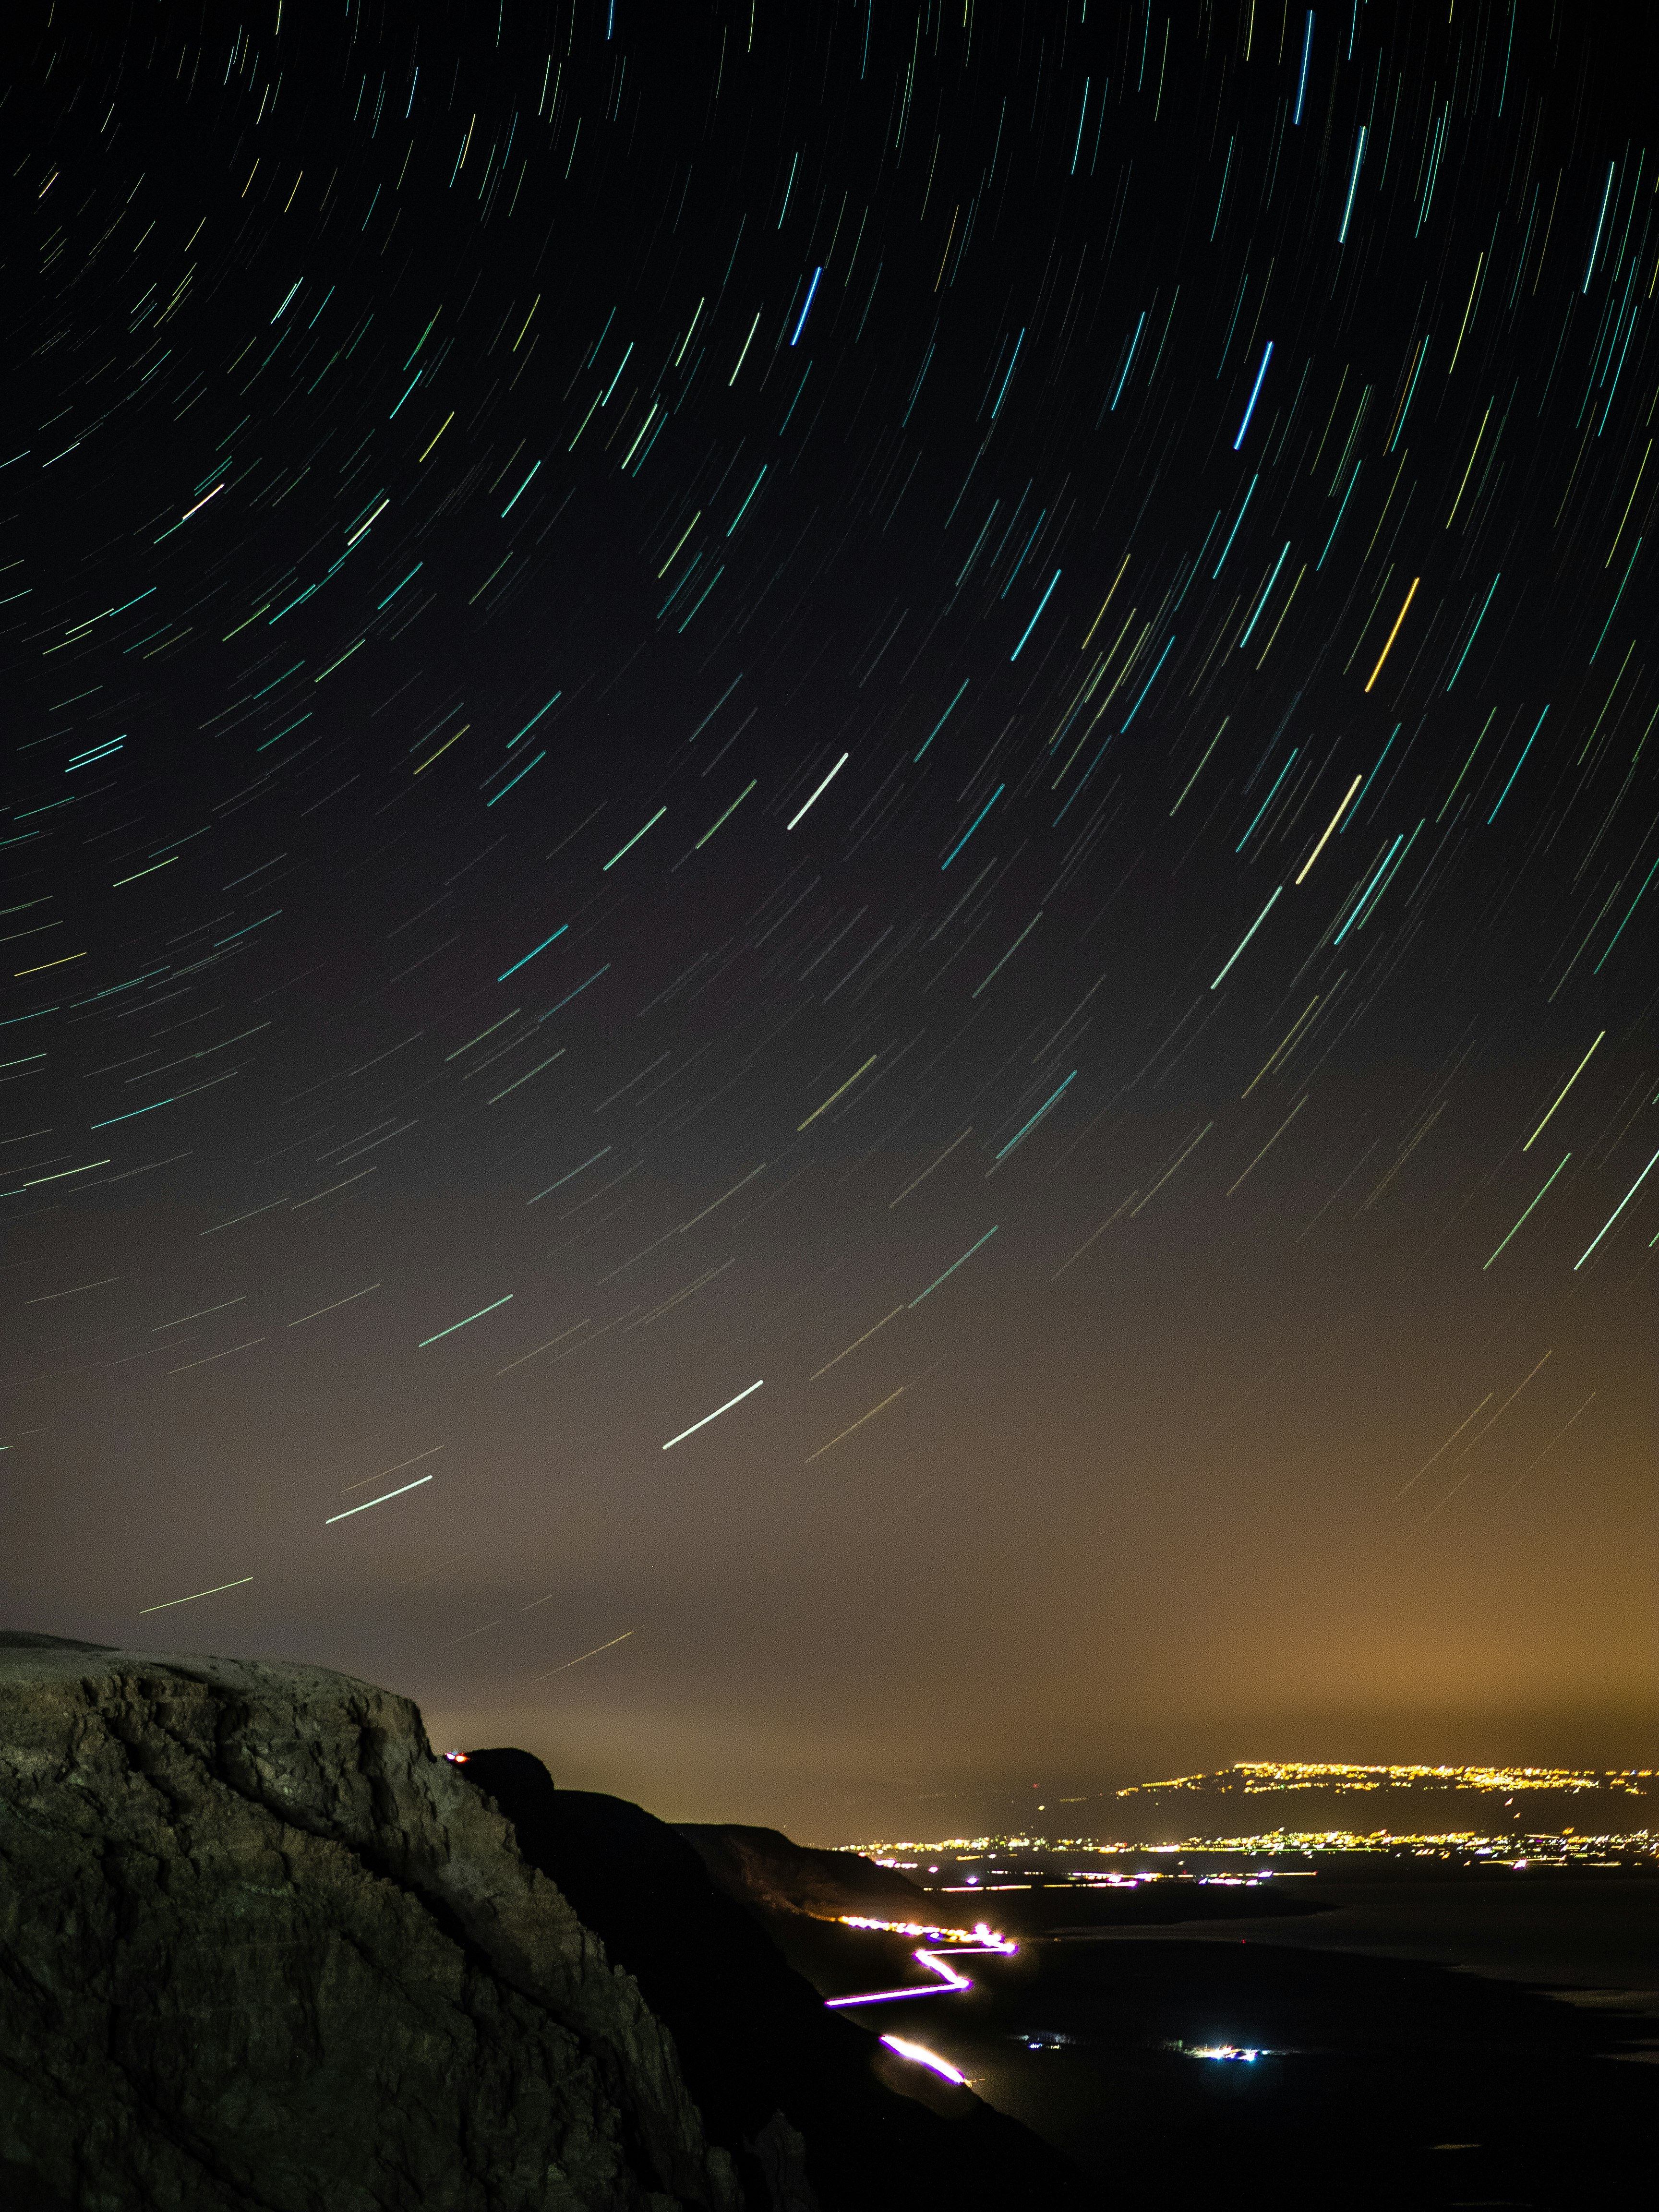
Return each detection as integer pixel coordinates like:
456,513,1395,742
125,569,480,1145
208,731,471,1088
824,1936,1016,2009
880,2037,968,2083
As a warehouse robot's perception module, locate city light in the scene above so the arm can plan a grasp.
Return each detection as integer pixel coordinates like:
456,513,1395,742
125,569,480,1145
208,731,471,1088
1116,1760,1654,1796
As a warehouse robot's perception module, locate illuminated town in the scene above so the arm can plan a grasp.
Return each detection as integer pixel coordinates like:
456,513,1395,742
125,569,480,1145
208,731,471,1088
859,1832,1658,1867
843,1759,1658,1870
1115,1761,1657,1796
854,1760,1658,1872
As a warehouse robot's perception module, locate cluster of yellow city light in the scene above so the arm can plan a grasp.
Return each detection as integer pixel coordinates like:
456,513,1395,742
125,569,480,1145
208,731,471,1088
862,1824,1655,1864
865,1833,1083,1855
837,1913,1014,1948
1177,1827,1654,1861
1118,1760,1656,1795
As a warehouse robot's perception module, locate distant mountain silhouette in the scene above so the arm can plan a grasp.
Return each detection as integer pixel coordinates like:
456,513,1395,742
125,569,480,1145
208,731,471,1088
673,1818,977,1927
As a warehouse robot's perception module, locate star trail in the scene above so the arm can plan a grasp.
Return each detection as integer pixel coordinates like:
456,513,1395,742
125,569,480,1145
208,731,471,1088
2,1,1651,1827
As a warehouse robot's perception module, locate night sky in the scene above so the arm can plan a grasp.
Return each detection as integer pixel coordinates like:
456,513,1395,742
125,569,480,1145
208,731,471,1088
3,2,1653,1839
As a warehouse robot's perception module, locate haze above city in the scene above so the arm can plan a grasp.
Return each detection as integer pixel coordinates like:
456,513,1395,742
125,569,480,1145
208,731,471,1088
3,3,1653,1842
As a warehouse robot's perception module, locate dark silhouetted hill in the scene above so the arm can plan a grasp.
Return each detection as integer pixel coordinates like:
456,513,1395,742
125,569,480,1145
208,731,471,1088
673,1820,959,1927
461,1749,1086,2211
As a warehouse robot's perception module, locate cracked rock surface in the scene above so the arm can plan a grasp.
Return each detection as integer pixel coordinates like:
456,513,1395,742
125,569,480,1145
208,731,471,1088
0,1632,740,2212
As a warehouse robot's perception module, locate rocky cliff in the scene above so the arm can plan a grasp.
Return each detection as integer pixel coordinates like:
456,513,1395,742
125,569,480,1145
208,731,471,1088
0,1635,1081,2211
0,1632,738,2211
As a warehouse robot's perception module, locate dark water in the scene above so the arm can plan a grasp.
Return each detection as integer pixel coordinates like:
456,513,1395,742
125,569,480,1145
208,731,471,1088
1054,1868,1659,2000
778,1871,1659,2209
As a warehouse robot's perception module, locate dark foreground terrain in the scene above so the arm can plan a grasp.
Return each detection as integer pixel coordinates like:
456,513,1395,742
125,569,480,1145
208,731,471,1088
0,1634,1078,2211
2,1630,1651,2210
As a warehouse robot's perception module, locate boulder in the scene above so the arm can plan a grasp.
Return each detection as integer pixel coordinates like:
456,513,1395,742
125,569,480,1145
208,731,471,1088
0,1633,735,2211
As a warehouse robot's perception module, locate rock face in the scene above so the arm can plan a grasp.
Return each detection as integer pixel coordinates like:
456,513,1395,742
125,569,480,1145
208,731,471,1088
0,1633,739,2211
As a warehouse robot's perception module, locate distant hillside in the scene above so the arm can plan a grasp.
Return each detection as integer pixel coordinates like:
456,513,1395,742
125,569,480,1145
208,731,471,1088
677,1821,986,1930
1112,1760,1657,1843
